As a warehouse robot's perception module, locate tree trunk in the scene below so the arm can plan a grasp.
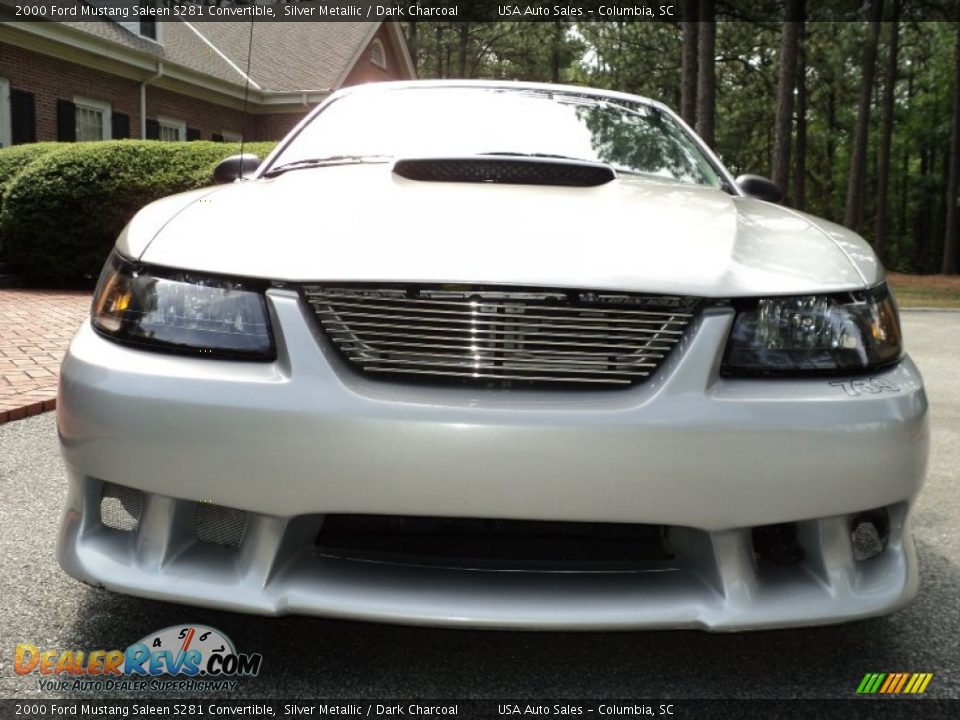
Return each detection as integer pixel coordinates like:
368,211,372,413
457,24,470,78
697,0,716,148
898,66,915,253
897,145,908,247
793,23,807,211
681,0,699,127
551,21,562,84
406,22,418,72
875,1,900,264
826,87,837,216
844,0,884,232
914,146,930,271
434,25,444,78
942,22,960,274
772,0,803,201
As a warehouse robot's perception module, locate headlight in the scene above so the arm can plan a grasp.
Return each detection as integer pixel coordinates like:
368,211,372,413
92,251,275,360
722,283,901,375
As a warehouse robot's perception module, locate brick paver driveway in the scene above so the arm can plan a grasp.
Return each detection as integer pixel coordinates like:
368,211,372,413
0,289,91,423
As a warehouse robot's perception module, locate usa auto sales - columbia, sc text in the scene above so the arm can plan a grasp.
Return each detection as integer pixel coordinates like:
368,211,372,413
497,5,677,17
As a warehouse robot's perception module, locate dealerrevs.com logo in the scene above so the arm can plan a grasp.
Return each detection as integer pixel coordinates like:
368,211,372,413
14,625,262,692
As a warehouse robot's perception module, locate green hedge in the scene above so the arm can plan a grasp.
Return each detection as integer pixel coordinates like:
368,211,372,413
0,142,66,202
0,140,277,286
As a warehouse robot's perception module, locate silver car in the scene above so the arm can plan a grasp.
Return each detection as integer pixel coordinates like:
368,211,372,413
57,81,928,631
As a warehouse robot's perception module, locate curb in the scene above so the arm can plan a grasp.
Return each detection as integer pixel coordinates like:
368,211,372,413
0,397,57,425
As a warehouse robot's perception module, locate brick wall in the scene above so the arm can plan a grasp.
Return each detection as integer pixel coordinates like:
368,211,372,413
145,86,250,140
250,25,413,144
254,112,306,141
1,25,412,145
341,26,409,87
0,44,307,142
0,44,141,141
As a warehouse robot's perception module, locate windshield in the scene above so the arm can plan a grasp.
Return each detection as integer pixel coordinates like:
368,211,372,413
267,87,726,189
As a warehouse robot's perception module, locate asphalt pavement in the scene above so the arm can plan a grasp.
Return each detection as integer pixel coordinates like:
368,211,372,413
0,311,957,701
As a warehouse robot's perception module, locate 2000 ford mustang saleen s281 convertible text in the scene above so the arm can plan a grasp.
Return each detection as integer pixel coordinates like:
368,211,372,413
57,81,928,631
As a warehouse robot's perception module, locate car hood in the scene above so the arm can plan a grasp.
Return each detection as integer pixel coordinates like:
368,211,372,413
124,164,879,297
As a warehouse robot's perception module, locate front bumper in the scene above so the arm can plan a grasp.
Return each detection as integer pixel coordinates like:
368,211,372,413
57,290,929,630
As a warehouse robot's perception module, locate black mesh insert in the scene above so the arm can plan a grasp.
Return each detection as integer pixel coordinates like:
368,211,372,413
316,514,673,571
393,156,616,187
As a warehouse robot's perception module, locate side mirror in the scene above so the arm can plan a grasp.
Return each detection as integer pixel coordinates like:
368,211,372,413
213,154,260,184
736,174,782,203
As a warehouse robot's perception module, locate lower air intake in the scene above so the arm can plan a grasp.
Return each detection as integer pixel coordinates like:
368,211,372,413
752,522,803,567
315,514,673,571
100,483,142,532
196,504,247,547
851,509,890,562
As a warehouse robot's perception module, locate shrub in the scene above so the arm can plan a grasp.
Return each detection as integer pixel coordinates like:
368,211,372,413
0,143,68,256
1,140,277,285
0,143,66,200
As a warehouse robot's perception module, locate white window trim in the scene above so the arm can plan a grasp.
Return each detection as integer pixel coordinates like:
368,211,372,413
74,96,111,141
0,78,10,148
220,131,243,143
157,116,186,142
370,38,387,70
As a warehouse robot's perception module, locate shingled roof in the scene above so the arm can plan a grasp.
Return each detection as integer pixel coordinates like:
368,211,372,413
57,20,382,93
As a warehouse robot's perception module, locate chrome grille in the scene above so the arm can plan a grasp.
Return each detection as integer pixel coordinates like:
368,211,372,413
304,286,697,387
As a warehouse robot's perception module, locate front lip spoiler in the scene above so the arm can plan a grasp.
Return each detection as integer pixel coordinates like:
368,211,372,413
58,471,919,631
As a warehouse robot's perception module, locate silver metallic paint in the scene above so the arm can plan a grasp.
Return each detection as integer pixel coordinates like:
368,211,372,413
60,81,928,629
59,292,927,529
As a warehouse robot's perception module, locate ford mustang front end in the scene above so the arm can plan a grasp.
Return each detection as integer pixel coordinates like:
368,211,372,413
57,81,928,630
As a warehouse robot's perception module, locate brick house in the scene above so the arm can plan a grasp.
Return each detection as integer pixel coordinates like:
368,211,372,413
0,14,415,146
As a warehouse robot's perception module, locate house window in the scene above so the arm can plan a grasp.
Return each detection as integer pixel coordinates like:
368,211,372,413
370,38,387,70
74,97,111,141
0,78,10,148
139,20,157,41
220,131,243,143
157,117,186,142
115,4,161,42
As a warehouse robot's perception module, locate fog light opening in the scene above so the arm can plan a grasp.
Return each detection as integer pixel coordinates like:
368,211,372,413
195,503,248,547
850,509,890,562
99,483,143,532
752,523,803,568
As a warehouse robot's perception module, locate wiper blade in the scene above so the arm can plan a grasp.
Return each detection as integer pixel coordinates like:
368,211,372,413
481,151,625,175
263,155,391,177
479,152,595,162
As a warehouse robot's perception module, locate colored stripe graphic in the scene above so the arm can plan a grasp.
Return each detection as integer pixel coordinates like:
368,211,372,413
879,674,897,693
857,673,884,694
857,673,933,694
893,673,909,694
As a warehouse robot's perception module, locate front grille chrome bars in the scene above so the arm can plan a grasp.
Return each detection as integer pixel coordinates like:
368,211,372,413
303,286,698,388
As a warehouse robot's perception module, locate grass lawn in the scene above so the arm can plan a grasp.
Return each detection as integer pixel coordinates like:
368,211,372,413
887,273,960,309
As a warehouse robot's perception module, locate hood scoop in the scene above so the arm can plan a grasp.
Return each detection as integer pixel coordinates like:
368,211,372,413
392,155,616,187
